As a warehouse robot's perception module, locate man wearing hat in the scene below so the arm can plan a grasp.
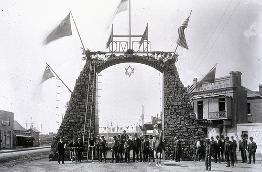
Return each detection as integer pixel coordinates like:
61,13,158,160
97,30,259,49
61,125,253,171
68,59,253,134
248,137,257,164
99,135,107,162
112,136,119,163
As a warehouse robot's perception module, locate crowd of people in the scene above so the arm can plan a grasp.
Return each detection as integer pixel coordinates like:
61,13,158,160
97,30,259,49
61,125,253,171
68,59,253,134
195,135,257,171
56,132,258,170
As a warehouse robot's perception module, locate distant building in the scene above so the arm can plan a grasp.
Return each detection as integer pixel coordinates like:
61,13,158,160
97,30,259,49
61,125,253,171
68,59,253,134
0,110,14,149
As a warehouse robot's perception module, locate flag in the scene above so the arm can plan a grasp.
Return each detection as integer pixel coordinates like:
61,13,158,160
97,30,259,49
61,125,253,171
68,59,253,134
177,12,191,49
41,65,55,83
106,27,113,48
115,0,128,15
139,25,148,48
44,13,72,45
197,65,217,86
106,0,128,29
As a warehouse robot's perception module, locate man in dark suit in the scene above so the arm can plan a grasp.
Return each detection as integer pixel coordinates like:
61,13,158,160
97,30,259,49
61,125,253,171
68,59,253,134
248,137,257,164
239,135,247,163
57,137,66,164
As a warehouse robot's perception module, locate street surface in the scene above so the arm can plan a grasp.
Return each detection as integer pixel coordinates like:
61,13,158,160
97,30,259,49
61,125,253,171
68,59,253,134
0,158,261,172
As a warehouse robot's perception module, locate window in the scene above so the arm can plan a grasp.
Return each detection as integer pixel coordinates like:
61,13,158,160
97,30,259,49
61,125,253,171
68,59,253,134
197,101,203,119
219,98,225,112
242,131,248,138
247,103,251,115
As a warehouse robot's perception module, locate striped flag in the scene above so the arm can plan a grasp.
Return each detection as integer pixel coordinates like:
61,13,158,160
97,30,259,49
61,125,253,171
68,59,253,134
44,13,72,45
41,65,55,83
177,12,192,50
139,25,148,48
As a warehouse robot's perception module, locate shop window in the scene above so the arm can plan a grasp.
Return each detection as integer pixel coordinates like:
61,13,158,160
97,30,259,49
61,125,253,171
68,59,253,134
242,131,248,138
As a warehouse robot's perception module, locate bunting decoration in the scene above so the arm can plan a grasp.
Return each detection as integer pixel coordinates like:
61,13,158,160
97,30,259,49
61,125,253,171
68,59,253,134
44,13,72,45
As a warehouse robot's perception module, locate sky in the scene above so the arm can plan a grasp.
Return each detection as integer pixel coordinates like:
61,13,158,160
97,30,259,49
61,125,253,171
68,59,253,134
0,0,261,133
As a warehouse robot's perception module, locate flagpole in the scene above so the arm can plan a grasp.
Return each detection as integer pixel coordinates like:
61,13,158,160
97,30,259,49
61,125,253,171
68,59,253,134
128,0,131,49
70,11,86,52
46,63,73,93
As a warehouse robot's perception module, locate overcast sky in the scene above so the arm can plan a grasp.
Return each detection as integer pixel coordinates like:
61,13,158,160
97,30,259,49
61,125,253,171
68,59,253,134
0,0,261,133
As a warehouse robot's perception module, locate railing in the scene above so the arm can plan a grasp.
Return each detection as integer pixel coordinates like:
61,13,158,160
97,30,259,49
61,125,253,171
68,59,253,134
208,111,227,119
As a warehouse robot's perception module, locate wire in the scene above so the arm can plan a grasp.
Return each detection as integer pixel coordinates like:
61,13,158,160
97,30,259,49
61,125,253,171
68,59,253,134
194,1,241,75
191,0,233,76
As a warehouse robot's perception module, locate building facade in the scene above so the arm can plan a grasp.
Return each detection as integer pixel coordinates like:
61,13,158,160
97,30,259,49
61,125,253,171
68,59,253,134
189,71,248,138
0,110,14,149
189,71,262,157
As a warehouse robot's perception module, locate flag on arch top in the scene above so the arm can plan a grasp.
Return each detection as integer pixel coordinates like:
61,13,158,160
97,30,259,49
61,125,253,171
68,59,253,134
44,13,72,45
114,0,128,15
176,11,192,50
41,65,55,83
139,25,148,48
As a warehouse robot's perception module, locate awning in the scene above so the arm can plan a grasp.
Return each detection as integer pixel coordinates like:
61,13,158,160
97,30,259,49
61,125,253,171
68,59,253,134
15,134,33,138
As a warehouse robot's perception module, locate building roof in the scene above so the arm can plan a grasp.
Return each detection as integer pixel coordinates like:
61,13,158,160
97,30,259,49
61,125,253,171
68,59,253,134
14,120,26,131
27,127,40,133
246,88,262,98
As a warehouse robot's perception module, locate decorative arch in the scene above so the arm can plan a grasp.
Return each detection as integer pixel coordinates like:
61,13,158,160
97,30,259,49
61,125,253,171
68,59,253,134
51,54,206,160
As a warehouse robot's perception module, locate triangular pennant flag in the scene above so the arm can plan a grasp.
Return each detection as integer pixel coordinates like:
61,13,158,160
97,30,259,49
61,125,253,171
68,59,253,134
106,27,113,49
41,65,55,83
197,65,217,86
177,11,192,50
139,25,148,48
44,13,72,45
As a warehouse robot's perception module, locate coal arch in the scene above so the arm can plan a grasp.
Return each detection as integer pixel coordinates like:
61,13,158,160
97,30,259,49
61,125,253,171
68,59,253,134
51,54,206,160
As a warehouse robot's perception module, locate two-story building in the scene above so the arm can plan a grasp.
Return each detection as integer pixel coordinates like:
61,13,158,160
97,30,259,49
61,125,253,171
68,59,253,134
0,110,14,149
188,71,248,138
189,71,262,157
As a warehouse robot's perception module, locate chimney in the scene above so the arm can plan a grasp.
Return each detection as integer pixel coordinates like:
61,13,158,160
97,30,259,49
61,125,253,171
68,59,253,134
259,84,262,95
230,71,242,87
193,78,198,85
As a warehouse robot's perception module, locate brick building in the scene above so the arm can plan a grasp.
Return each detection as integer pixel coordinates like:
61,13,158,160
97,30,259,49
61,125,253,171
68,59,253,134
189,71,262,157
189,71,248,137
0,110,14,149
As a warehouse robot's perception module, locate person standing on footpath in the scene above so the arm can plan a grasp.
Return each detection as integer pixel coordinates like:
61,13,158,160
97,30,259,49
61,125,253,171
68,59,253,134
210,136,218,163
231,136,237,165
224,136,231,167
111,136,119,163
205,138,211,171
239,135,247,163
57,137,66,164
100,135,108,162
132,133,141,162
195,139,201,161
248,137,257,164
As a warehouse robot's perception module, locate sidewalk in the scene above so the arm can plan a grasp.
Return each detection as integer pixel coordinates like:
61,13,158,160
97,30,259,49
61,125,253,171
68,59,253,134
0,146,50,154
0,147,50,165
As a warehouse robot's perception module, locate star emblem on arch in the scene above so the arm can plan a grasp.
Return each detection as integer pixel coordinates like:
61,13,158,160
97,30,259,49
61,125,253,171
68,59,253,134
125,65,134,77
